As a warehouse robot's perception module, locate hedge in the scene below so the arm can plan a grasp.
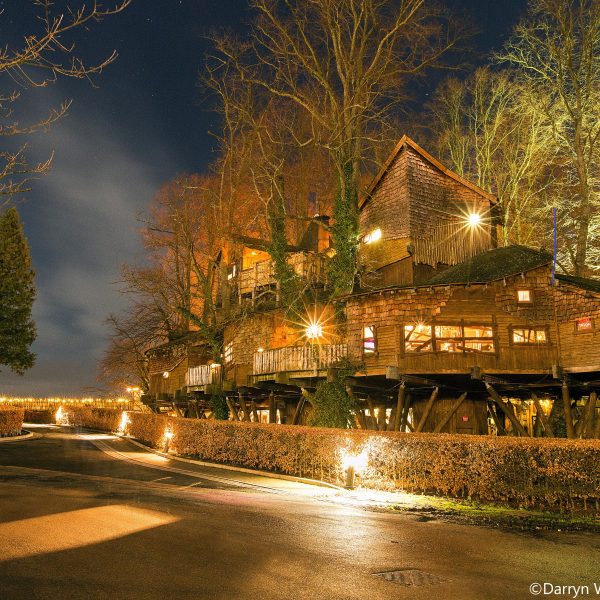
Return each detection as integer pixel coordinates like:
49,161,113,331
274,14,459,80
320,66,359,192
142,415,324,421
0,407,24,437
24,409,54,424
63,407,600,515
62,407,122,432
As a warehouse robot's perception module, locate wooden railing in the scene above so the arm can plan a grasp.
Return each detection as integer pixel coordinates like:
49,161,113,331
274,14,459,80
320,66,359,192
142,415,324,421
253,343,347,375
186,365,222,387
238,252,327,295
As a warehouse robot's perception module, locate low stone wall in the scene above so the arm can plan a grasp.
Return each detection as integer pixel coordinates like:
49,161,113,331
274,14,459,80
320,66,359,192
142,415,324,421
0,408,24,437
64,408,600,515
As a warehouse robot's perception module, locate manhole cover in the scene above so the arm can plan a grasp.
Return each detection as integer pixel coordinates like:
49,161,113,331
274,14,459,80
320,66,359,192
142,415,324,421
373,569,444,586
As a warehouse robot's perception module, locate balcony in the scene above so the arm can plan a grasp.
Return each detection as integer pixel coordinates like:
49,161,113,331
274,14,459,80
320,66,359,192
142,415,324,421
252,343,347,377
186,364,222,388
238,252,327,296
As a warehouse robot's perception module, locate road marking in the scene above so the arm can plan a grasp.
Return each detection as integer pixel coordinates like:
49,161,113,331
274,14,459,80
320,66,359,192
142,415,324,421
151,476,172,482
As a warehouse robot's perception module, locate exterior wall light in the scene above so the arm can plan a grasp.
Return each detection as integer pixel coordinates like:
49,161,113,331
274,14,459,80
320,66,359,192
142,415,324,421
305,323,323,339
467,213,482,227
162,371,169,379
363,228,382,244
340,449,369,489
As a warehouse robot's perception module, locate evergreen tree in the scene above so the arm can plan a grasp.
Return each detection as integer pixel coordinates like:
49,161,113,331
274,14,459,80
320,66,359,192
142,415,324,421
0,207,36,374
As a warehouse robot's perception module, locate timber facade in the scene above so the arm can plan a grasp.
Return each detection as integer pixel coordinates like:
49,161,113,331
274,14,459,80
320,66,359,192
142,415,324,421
143,135,600,438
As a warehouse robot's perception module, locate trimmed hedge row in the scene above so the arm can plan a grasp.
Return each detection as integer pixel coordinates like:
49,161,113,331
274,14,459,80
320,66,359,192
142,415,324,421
0,408,24,437
24,409,54,424
64,408,600,514
63,407,122,432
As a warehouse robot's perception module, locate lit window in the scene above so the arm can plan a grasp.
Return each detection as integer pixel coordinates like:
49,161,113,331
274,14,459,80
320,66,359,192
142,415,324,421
512,328,547,344
363,228,382,244
227,264,237,281
517,290,531,303
363,326,376,355
404,324,432,353
576,317,593,332
435,324,495,353
223,341,233,364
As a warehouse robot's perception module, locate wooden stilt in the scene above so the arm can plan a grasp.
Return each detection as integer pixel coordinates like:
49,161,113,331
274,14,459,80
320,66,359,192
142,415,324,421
561,383,576,439
485,383,529,437
226,397,239,421
292,397,306,425
581,391,597,438
377,405,387,430
415,387,439,433
238,393,251,422
387,407,397,431
366,397,380,431
488,401,506,435
394,384,406,432
433,392,467,433
356,409,368,430
268,392,276,424
250,400,259,423
531,393,554,438
400,394,412,432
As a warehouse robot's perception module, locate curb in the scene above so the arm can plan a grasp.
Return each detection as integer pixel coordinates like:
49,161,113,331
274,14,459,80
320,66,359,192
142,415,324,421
0,430,34,443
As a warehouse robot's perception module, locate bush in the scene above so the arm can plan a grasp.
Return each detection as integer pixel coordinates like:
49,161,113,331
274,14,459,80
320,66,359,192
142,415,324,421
0,407,24,436
63,407,121,432
24,409,54,424
63,407,600,515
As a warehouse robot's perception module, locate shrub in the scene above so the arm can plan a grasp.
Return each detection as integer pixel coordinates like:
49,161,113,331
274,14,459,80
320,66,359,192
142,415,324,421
63,407,121,432
0,407,24,436
24,409,54,424
61,407,600,515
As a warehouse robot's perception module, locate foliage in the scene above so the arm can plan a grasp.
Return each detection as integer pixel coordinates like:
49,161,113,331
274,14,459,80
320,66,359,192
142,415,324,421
0,407,24,436
23,409,54,424
69,407,600,515
208,386,229,421
0,207,36,374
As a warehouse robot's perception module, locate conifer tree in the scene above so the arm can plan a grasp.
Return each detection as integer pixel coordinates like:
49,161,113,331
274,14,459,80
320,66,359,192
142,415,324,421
0,207,36,374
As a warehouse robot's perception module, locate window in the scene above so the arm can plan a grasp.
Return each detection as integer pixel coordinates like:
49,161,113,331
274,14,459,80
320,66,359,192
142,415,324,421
576,317,593,333
512,328,547,344
223,341,233,364
517,290,532,303
363,326,376,355
363,228,382,244
404,323,495,354
404,324,433,353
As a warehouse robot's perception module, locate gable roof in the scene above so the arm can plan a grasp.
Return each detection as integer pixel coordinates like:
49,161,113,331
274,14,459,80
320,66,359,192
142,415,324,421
556,273,600,293
425,245,551,285
359,135,497,210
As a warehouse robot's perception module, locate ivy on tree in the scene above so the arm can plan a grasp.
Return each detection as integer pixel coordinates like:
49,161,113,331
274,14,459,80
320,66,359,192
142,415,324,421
0,207,36,374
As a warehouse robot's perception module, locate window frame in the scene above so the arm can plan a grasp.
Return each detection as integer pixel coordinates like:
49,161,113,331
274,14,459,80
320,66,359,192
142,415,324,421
509,325,550,346
516,289,533,304
362,325,377,357
403,320,497,355
223,341,233,364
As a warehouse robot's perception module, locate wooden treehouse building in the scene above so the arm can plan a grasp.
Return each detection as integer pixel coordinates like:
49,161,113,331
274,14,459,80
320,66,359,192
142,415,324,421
144,136,600,438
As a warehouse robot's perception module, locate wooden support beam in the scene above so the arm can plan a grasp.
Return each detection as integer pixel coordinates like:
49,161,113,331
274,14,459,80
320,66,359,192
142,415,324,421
292,397,306,425
487,401,506,435
594,401,600,439
355,409,367,430
365,397,379,431
172,402,183,418
581,391,597,439
387,406,397,432
238,393,251,422
377,405,387,430
400,394,412,432
394,384,406,432
268,392,276,424
415,387,439,433
251,400,260,423
486,383,529,437
226,397,240,421
531,393,554,438
433,392,467,434
561,383,576,439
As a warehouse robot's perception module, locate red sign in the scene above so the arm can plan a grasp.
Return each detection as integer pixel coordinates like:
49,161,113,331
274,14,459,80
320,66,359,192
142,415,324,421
577,317,593,332
461,415,469,422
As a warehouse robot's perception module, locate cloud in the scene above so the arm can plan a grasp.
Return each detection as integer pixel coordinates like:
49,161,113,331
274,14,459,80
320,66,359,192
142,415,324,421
0,86,179,395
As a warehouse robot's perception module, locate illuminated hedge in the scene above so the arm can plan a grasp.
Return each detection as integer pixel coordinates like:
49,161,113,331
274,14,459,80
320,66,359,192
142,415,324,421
23,409,54,424
0,407,24,436
62,407,121,432
65,408,600,514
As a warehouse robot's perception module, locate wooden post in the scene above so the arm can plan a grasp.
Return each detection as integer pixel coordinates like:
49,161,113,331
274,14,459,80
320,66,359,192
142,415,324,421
531,393,554,438
485,383,529,437
355,409,368,430
377,405,387,430
581,391,597,438
394,383,406,432
365,397,379,431
561,383,576,439
433,392,467,433
226,397,239,421
238,393,251,422
386,406,397,432
415,387,439,433
292,397,306,425
400,394,412,432
251,400,260,423
268,392,276,424
487,401,506,435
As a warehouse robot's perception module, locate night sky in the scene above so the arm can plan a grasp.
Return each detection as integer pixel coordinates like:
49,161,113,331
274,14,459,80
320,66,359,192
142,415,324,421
1,0,527,396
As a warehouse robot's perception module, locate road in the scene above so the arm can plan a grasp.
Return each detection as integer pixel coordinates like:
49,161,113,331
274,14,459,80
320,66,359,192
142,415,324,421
0,425,598,600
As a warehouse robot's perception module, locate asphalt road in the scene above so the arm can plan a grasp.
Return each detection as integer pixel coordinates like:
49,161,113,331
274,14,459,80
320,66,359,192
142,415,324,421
0,425,598,600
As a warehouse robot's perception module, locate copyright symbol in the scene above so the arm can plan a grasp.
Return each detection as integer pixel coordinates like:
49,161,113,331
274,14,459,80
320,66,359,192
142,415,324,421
530,583,542,595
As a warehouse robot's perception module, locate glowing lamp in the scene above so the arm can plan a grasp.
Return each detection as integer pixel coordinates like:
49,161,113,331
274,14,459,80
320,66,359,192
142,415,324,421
340,448,369,489
467,212,482,227
162,371,169,379
305,322,323,339
164,430,174,440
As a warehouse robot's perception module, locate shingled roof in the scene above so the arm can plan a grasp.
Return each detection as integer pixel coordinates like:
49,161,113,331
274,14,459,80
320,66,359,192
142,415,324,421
425,245,552,285
556,273,600,293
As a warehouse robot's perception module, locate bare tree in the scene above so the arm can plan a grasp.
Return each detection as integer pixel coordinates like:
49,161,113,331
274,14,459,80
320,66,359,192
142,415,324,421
498,0,600,275
213,0,470,294
0,0,132,206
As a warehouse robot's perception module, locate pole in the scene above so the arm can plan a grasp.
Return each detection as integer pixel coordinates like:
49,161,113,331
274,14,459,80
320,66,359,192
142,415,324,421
552,207,557,285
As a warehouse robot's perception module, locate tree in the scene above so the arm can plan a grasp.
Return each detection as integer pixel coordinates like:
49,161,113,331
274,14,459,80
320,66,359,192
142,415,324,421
499,0,600,275
215,0,470,295
0,1,132,205
0,207,36,374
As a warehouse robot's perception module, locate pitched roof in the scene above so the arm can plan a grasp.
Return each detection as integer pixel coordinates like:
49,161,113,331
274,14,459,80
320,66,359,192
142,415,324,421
556,273,600,293
425,245,552,285
359,135,497,210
